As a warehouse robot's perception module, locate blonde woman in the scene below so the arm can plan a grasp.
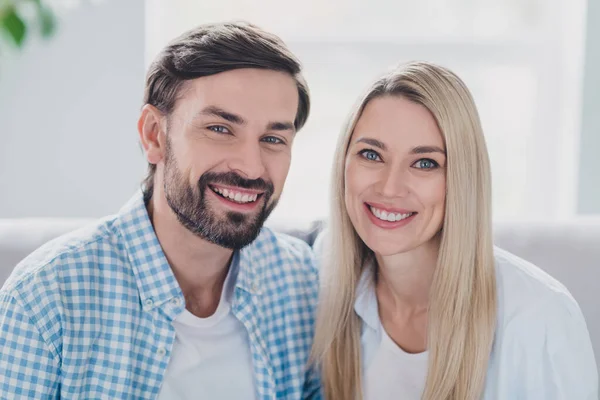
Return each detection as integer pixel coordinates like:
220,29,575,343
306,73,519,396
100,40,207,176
311,61,598,400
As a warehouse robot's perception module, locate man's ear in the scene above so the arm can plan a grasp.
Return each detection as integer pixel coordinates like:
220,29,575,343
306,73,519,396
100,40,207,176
138,104,167,165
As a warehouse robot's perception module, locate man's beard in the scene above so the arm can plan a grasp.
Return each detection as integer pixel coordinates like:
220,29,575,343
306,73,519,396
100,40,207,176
162,142,277,250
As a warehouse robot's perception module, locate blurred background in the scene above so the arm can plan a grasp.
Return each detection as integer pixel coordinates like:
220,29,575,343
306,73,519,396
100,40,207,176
3,0,599,377
0,0,598,225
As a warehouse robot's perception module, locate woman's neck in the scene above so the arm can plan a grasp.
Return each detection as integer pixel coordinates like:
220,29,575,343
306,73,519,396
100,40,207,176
375,237,440,312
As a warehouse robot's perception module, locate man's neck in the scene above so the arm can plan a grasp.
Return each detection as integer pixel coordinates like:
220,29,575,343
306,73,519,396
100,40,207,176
147,195,234,318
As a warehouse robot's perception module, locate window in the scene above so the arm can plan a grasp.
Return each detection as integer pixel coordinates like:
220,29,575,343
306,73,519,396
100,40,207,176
146,0,587,224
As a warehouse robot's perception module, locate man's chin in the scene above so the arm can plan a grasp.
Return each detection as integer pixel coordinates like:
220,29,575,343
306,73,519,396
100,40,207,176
204,225,263,250
189,212,264,249
179,194,276,249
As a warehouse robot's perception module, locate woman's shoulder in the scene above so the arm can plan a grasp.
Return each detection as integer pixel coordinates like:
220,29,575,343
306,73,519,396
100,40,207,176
493,246,575,305
489,248,598,397
493,246,588,344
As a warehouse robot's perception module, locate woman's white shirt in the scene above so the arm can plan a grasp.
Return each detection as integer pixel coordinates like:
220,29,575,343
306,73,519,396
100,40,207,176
355,270,429,399
314,233,598,399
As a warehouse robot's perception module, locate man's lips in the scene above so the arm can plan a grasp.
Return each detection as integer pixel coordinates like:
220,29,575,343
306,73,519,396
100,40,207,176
209,183,264,196
207,184,266,210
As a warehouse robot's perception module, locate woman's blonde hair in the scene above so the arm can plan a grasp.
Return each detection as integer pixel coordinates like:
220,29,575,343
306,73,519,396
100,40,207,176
312,61,497,400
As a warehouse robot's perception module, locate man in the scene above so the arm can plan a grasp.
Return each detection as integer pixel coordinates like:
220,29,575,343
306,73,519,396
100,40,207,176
0,22,320,399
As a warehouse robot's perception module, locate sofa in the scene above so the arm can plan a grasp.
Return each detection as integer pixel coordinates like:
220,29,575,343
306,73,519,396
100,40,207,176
1,217,599,380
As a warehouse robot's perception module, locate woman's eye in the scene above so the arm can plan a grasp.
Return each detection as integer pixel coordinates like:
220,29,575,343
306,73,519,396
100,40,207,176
413,158,439,169
207,125,230,134
359,149,381,162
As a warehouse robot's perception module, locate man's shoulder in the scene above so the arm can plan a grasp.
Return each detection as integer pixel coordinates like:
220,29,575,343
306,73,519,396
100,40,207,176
0,215,132,357
1,215,123,295
244,227,319,296
250,226,317,270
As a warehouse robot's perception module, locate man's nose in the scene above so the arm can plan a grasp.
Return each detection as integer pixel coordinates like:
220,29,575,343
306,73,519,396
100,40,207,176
227,141,266,180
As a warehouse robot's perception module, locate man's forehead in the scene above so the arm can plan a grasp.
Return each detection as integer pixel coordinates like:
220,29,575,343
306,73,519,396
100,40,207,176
186,68,296,95
175,69,299,122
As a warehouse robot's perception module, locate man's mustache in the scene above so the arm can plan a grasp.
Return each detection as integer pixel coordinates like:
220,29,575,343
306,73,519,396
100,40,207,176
198,171,274,195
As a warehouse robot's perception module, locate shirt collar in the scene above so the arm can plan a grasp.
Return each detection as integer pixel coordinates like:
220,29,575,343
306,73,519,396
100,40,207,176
354,261,380,332
114,192,183,314
223,251,240,302
234,234,267,295
114,191,266,315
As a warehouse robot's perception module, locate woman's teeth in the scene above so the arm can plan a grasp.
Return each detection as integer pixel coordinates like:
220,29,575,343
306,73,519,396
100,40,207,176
211,187,258,203
369,206,414,222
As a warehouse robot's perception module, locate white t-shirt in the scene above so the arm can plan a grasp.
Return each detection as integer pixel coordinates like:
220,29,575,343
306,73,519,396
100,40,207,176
158,258,257,400
354,261,428,400
364,322,428,399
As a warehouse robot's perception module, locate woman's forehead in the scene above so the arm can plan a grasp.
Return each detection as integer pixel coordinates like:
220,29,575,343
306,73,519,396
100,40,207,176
352,96,445,150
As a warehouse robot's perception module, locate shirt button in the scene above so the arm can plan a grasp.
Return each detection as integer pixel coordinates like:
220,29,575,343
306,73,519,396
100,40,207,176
157,347,167,357
145,298,154,308
251,282,259,292
171,297,181,306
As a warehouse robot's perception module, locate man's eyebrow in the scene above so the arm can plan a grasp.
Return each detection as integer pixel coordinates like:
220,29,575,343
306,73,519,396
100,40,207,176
196,107,295,132
196,106,246,125
268,121,295,131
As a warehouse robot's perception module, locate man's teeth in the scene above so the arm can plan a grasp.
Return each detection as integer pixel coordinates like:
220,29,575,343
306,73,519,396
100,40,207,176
211,187,259,203
369,206,413,222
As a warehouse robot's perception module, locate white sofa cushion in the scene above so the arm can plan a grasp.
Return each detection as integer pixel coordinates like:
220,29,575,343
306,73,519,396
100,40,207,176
1,217,598,376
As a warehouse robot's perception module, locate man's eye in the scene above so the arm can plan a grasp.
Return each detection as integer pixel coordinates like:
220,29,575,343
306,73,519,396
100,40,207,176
412,158,439,169
207,125,230,134
262,136,284,144
358,149,381,162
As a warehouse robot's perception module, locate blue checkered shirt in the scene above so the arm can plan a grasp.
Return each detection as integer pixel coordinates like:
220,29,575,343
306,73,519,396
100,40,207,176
0,193,322,399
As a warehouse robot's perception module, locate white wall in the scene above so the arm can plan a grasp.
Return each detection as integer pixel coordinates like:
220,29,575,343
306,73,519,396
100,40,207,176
0,0,146,218
145,0,589,224
578,0,600,214
1,0,596,219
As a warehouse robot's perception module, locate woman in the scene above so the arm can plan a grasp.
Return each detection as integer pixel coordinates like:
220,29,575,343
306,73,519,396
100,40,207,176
311,61,598,400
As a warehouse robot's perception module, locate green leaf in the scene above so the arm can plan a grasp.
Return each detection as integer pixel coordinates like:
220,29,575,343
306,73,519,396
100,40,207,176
1,7,26,47
38,5,55,37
